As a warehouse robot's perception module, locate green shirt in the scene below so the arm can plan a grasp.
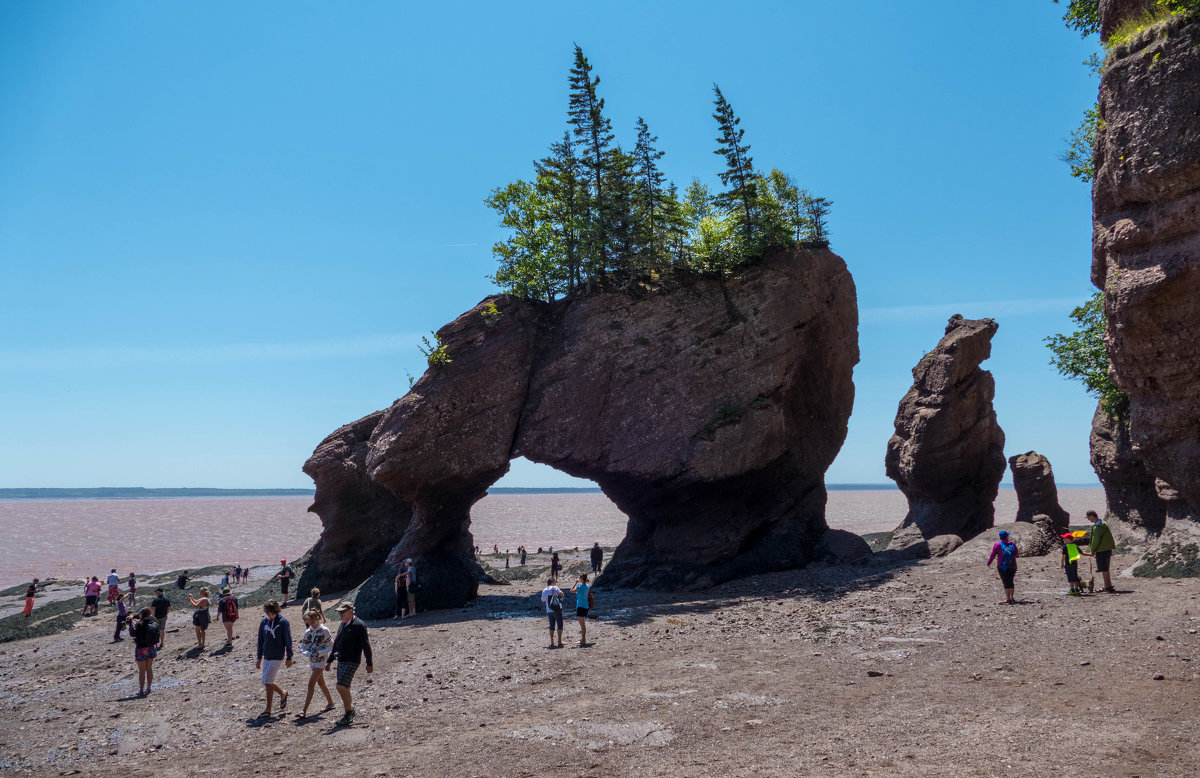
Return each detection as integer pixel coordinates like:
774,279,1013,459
1089,520,1116,554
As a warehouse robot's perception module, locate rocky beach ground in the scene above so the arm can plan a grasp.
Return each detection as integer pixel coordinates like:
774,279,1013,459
1,547,1198,777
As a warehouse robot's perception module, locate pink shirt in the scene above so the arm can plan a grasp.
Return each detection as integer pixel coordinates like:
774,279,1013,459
84,581,102,596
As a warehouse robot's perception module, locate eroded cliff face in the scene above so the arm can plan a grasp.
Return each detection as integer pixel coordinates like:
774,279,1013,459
885,315,1006,556
303,247,860,612
1092,9,1200,516
1089,402,1166,531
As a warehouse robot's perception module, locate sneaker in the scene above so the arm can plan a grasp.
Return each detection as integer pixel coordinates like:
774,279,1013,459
335,710,355,727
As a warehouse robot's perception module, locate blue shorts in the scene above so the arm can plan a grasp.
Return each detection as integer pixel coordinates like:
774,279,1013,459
547,610,563,631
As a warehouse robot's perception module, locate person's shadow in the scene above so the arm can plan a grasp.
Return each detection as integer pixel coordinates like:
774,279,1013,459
244,713,277,728
210,643,234,657
183,647,205,659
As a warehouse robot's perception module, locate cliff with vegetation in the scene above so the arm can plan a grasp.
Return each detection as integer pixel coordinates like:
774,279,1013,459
303,247,861,614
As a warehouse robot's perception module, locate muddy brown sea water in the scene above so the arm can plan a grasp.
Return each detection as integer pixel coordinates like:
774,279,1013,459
0,488,1106,587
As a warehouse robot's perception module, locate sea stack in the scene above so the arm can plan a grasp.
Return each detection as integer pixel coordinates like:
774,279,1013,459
1091,6,1200,518
1088,402,1166,531
305,247,861,613
885,315,1006,556
1009,451,1069,532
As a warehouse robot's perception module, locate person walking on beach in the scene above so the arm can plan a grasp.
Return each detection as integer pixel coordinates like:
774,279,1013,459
114,592,129,642
302,587,325,623
188,587,211,650
216,586,239,645
550,552,562,581
296,609,335,719
403,558,418,617
233,565,242,585
987,530,1020,604
570,573,591,646
541,577,565,648
127,572,137,605
176,570,189,590
393,567,408,620
326,602,373,727
519,546,526,566
590,543,603,574
240,565,249,583
22,579,39,618
83,576,101,616
255,600,293,717
1081,510,1118,593
273,559,295,605
150,587,171,648
220,570,230,590
128,606,160,696
106,569,121,605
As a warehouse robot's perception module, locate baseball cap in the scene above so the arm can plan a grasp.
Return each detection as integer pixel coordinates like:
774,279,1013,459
335,602,354,612
998,530,1010,538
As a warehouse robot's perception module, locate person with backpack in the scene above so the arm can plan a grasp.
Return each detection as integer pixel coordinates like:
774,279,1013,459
570,573,592,646
302,587,325,623
540,577,566,648
128,606,160,696
273,559,295,605
217,586,239,645
113,592,129,642
176,570,189,590
150,587,171,648
987,529,1020,604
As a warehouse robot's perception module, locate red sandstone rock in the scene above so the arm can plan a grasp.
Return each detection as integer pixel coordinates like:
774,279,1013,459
1009,451,1069,532
1089,402,1166,531
885,315,1006,556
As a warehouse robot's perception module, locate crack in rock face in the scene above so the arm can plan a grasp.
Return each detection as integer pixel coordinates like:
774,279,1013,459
302,248,861,613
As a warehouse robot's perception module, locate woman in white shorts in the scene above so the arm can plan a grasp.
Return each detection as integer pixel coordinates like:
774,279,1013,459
296,609,335,718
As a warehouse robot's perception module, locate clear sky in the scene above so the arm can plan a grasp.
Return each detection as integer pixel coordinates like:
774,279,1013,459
0,1,1103,489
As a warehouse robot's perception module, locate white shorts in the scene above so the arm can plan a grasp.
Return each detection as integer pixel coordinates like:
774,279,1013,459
261,659,283,685
309,660,326,671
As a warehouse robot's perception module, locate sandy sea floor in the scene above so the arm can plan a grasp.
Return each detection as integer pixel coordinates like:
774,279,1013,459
1,544,1198,777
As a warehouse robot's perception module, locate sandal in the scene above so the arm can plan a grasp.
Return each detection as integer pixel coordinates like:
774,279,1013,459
294,711,307,719
280,691,288,710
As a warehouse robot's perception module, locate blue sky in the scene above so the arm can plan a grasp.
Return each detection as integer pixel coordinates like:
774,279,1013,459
0,1,1102,488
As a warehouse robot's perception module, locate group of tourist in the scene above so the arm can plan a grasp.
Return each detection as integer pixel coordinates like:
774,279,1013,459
540,572,593,648
987,509,1118,603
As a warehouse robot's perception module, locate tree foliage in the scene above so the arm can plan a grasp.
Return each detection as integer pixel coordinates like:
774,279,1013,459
1044,292,1129,417
485,48,833,300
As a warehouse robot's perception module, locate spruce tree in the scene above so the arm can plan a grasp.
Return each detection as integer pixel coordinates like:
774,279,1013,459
567,45,616,276
711,85,757,250
603,147,638,273
535,133,587,293
800,191,832,246
632,117,667,265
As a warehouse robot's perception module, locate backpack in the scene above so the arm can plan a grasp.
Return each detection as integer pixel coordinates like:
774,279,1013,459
548,591,562,612
143,618,160,646
999,542,1016,570
224,595,239,621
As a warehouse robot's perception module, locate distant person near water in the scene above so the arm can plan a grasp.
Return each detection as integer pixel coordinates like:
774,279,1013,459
987,530,1019,604
22,579,39,617
297,609,334,719
274,559,295,605
326,602,373,727
541,577,565,648
571,573,592,646
590,542,603,574
150,588,171,648
113,592,129,642
188,588,211,650
1082,510,1117,594
127,572,136,604
106,569,121,605
176,570,189,590
519,546,526,566
550,552,562,581
83,576,101,616
256,600,293,718
217,586,239,644
129,606,160,696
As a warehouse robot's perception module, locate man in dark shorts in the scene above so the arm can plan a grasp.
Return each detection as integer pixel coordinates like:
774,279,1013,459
326,602,373,726
274,559,295,605
1084,510,1118,593
540,577,565,648
150,588,171,648
590,542,603,574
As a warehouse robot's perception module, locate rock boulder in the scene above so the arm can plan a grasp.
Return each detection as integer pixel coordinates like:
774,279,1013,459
885,315,1006,556
306,248,859,611
1089,402,1166,531
1092,11,1200,518
1009,451,1069,532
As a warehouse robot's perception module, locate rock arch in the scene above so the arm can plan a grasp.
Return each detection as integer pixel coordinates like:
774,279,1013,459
303,248,861,615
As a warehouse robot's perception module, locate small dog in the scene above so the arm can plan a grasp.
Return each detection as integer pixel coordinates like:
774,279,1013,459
1086,576,1095,593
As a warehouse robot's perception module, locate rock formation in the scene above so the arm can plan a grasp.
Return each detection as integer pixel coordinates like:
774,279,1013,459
884,315,1006,556
947,516,1060,566
304,248,860,614
297,411,413,595
1092,7,1200,518
1089,402,1166,531
1008,451,1069,532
